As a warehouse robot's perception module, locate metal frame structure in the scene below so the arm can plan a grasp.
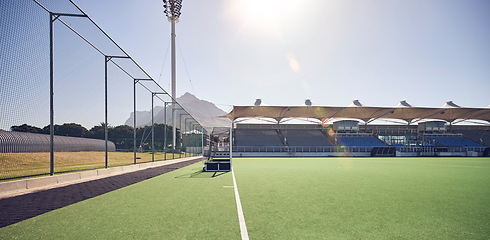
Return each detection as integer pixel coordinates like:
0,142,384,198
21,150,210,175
30,0,204,177
152,92,167,162
105,55,130,168
49,11,88,175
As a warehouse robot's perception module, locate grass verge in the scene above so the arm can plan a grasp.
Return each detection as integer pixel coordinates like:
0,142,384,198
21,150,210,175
0,151,195,181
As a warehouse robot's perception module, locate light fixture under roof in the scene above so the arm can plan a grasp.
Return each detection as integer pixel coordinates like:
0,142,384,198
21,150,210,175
349,100,363,107
397,100,412,108
305,99,312,106
442,101,460,108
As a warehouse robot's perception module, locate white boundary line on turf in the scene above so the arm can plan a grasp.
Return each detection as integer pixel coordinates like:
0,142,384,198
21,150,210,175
232,168,249,240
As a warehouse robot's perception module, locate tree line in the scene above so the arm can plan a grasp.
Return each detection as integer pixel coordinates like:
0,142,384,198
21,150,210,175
9,123,199,151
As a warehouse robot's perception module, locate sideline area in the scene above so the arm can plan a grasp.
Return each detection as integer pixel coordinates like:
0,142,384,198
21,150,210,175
0,157,204,228
0,160,240,239
0,156,203,199
1,157,487,239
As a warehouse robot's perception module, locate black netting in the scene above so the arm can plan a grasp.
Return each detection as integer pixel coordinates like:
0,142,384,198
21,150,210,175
0,0,204,180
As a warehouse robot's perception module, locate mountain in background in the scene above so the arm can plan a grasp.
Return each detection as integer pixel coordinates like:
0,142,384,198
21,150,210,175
124,92,230,131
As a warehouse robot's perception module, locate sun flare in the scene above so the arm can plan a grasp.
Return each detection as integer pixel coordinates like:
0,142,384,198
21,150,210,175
233,0,301,27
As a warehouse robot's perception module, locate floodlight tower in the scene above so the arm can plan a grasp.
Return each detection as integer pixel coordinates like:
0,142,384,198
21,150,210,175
163,0,182,152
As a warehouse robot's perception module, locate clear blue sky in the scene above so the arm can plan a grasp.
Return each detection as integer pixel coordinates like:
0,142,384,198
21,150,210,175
2,0,489,130
75,0,490,110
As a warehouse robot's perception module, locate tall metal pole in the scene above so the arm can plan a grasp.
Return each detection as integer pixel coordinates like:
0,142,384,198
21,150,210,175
133,80,137,164
172,107,175,160
179,112,182,159
104,56,110,168
230,108,234,170
151,93,155,162
171,19,177,154
164,102,167,160
184,118,187,158
230,121,233,170
49,13,55,176
163,0,182,157
201,126,204,156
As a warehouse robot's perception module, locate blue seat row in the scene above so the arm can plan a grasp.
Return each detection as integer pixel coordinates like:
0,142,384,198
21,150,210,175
426,137,483,147
336,136,386,147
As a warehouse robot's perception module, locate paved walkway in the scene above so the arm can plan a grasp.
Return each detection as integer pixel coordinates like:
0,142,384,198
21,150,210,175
0,158,202,228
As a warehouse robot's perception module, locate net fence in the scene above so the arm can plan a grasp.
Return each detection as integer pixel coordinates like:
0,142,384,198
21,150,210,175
0,0,206,181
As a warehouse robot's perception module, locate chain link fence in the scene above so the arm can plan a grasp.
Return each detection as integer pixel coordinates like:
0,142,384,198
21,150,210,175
0,0,206,181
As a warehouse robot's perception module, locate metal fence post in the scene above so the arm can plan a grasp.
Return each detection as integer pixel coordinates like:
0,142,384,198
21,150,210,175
133,79,137,164
104,56,110,168
49,12,55,176
164,102,167,160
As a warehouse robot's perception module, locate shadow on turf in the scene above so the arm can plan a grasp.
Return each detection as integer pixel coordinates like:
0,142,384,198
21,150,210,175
175,168,229,179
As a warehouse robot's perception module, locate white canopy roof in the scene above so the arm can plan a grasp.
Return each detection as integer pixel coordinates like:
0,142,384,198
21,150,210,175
224,101,490,124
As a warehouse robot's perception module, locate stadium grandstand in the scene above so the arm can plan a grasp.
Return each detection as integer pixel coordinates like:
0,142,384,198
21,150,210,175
207,100,490,158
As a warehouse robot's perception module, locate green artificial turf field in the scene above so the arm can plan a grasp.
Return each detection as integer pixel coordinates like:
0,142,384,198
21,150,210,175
0,164,240,239
0,157,489,239
234,157,490,239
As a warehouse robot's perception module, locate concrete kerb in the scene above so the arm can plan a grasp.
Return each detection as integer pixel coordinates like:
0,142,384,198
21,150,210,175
0,180,27,194
0,156,203,199
55,172,81,185
80,169,98,179
26,176,58,189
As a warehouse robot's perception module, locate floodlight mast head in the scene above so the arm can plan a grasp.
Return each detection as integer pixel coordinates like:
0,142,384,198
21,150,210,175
163,0,183,22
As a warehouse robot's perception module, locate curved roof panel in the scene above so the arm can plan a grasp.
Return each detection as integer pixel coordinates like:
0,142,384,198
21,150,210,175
224,104,490,123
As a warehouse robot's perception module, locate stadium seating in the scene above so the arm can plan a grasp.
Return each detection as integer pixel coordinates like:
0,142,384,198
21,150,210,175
391,143,405,147
336,136,386,147
425,136,484,148
231,125,489,157
282,129,334,146
235,129,283,146
450,130,489,147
